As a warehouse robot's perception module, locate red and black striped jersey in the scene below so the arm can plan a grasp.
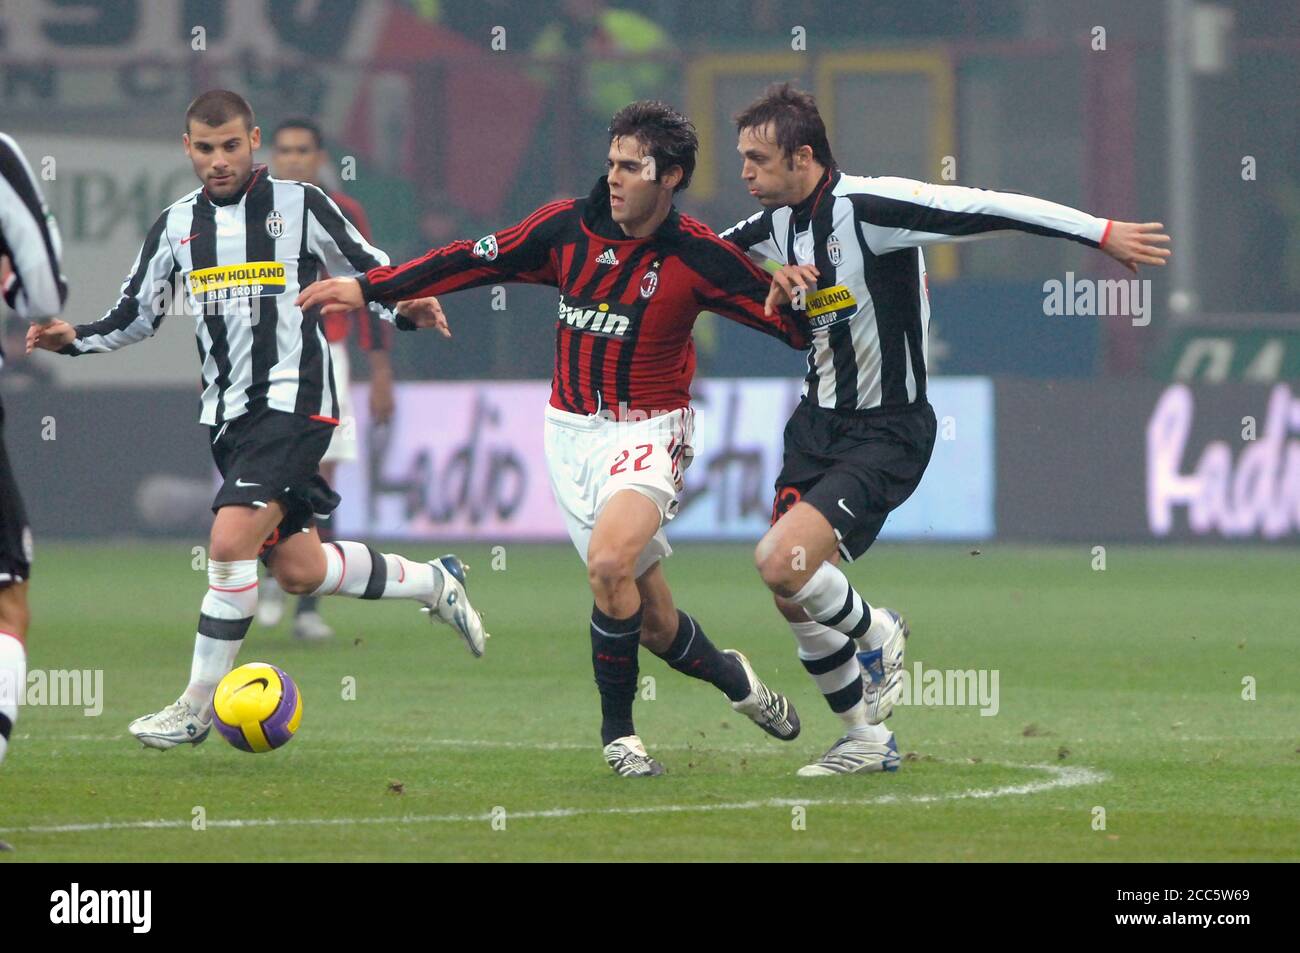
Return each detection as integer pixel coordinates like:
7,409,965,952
359,178,809,417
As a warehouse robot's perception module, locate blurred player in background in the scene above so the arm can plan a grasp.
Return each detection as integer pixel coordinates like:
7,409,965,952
0,131,68,773
28,91,486,751
262,117,396,641
300,101,809,778
723,83,1170,775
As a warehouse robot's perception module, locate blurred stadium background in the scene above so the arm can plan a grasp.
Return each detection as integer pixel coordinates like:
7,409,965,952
3,0,1298,553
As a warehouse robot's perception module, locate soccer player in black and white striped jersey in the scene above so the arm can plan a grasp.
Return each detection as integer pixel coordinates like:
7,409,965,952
27,91,489,750
0,131,68,774
722,84,1170,776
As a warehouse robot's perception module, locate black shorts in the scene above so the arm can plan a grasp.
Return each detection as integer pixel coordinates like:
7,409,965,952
210,407,340,555
0,398,32,586
771,398,937,561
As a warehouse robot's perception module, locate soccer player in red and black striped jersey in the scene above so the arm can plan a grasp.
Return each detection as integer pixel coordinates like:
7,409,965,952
265,118,396,641
299,101,810,777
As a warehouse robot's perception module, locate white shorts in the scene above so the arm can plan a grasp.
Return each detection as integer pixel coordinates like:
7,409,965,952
543,404,694,579
321,341,356,465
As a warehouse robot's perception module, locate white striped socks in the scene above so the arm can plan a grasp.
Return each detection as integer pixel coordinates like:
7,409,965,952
790,561,891,651
310,542,438,602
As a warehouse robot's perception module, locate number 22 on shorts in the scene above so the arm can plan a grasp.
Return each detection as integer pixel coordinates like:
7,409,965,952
610,443,653,475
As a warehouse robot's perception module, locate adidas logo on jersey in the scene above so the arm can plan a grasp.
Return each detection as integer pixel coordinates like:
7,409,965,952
595,248,619,266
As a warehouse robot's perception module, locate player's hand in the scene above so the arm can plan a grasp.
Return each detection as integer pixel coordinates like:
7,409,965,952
26,318,75,353
296,277,364,316
765,264,820,316
1100,221,1171,273
395,296,451,338
369,364,395,424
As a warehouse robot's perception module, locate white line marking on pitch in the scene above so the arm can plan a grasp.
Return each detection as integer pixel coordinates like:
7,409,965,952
0,763,1106,835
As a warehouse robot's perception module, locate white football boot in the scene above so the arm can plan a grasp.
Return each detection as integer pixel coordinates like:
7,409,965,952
128,698,212,750
796,731,900,777
603,734,665,777
859,608,909,724
724,649,801,740
292,610,335,642
256,576,286,627
421,555,489,657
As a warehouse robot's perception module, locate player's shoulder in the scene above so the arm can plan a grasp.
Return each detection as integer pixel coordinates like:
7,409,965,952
673,212,764,271
718,207,774,244
159,184,205,221
835,172,931,202
673,211,731,252
676,211,739,248
0,132,41,194
516,195,581,239
0,131,24,161
328,188,365,217
536,195,581,222
268,175,328,203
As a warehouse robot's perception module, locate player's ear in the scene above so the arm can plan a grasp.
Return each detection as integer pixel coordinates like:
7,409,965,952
182,132,191,155
249,125,262,150
661,165,684,191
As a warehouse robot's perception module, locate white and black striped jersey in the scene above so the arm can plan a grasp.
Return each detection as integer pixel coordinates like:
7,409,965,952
61,165,394,426
722,168,1109,411
0,131,68,370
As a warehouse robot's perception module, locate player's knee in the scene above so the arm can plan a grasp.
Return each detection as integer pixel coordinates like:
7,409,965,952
207,535,244,564
0,594,29,642
754,534,799,595
586,548,634,599
271,560,321,595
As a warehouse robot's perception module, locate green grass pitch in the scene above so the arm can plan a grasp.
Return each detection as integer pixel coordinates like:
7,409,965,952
1,541,1296,861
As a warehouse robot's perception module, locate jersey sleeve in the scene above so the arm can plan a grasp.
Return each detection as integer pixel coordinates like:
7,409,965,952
357,200,574,304
63,209,177,355
302,184,397,329
849,176,1110,255
719,209,784,266
0,133,68,321
683,225,809,350
332,194,390,351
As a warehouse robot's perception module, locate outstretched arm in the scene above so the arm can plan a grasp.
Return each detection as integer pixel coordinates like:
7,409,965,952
297,199,574,325
29,210,177,355
683,225,809,350
851,177,1170,272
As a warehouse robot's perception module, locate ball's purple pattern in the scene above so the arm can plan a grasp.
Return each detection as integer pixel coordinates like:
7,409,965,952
260,665,300,749
213,664,300,752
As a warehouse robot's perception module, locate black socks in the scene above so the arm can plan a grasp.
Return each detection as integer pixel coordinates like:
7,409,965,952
590,605,642,745
651,610,750,703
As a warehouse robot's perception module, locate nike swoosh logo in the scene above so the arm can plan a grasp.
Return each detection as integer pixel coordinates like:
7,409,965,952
838,498,855,518
179,233,200,245
235,479,261,487
236,677,269,693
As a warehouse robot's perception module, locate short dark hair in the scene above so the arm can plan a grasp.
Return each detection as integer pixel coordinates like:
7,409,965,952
734,82,835,169
272,117,324,150
607,100,698,192
185,89,254,133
